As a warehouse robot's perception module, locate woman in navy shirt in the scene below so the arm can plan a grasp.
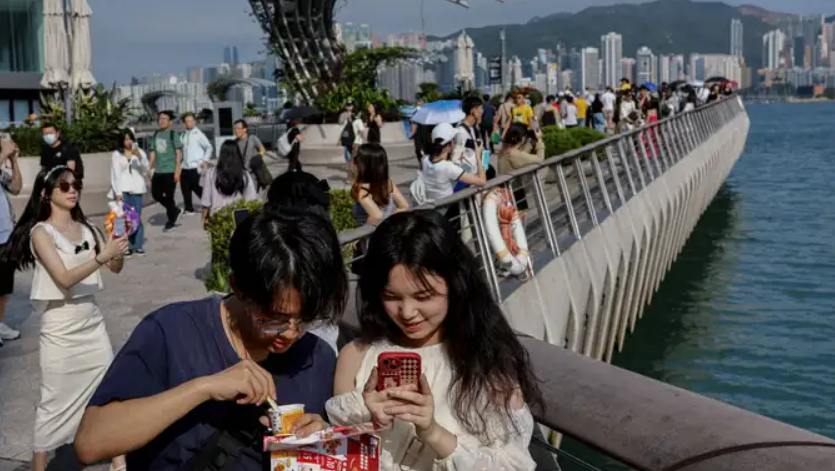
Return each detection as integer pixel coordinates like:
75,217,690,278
75,206,348,471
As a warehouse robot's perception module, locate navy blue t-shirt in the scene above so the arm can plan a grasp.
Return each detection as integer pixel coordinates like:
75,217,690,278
89,297,336,471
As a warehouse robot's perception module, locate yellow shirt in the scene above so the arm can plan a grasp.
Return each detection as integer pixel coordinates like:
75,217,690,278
575,99,588,119
511,104,534,127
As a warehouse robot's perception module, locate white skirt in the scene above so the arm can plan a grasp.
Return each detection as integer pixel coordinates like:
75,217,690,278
33,297,113,453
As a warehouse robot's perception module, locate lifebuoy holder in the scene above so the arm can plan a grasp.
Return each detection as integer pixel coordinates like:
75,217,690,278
481,188,532,279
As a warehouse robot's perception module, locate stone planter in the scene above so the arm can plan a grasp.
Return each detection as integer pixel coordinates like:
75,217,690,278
11,152,154,216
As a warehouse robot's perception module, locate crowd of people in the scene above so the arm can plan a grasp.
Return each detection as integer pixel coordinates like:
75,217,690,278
0,78,731,471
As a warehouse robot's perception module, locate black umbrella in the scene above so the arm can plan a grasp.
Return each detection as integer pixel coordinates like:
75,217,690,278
668,80,687,90
704,76,728,84
282,106,321,122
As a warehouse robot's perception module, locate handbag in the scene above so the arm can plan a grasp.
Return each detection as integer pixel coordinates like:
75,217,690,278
249,155,273,189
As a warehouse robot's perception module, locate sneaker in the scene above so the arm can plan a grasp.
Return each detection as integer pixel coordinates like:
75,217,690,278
124,250,134,259
182,210,196,216
0,322,21,341
134,249,146,256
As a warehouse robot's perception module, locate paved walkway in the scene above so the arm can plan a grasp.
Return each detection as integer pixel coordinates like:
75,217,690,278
0,154,419,470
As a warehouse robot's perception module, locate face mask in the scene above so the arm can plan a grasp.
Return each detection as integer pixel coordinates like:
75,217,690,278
43,133,57,146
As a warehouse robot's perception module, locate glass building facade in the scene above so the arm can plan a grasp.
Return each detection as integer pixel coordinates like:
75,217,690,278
0,0,43,126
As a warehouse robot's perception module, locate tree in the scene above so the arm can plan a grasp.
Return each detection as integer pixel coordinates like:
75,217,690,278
417,82,442,103
244,102,259,118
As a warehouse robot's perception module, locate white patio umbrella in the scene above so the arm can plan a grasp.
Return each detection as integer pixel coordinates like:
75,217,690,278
41,0,70,89
70,0,95,91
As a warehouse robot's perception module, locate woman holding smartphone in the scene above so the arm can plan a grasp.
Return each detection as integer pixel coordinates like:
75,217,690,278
327,210,541,470
110,128,149,256
0,166,128,471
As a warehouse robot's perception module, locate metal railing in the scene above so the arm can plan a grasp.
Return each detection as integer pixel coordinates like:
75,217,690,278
339,96,746,305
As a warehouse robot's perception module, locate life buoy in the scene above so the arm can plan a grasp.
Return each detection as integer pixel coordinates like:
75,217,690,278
482,188,531,278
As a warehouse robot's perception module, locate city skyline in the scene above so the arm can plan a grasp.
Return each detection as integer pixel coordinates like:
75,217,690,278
91,0,833,84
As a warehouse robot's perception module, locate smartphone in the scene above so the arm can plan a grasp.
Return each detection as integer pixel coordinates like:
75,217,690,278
233,209,250,227
376,352,421,392
113,217,126,237
481,149,491,170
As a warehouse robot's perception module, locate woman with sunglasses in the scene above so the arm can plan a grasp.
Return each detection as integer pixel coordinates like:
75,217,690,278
75,205,348,471
0,166,129,471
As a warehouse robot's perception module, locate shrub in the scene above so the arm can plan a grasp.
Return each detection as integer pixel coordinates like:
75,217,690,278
203,189,357,293
567,127,607,147
541,126,581,163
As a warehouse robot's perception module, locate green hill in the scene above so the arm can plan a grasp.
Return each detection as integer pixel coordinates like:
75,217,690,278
438,0,787,69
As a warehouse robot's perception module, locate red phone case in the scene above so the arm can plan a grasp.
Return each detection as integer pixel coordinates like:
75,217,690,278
376,352,421,392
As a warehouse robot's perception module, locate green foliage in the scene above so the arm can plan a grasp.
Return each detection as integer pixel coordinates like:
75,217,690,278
7,125,42,157
566,127,607,146
202,190,357,293
417,82,442,103
244,102,259,118
541,126,581,164
11,85,131,156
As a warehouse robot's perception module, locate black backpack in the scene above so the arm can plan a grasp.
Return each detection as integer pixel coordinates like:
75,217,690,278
340,120,355,147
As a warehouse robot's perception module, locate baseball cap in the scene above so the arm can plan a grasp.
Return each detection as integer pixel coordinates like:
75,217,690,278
431,123,457,145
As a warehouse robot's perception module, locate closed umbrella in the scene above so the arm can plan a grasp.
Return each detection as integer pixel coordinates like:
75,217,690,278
70,0,95,91
41,0,70,89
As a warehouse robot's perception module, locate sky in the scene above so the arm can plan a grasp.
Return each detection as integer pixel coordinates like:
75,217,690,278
90,0,833,84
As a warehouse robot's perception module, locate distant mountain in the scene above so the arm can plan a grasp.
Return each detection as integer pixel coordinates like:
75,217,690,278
736,4,796,24
437,0,792,69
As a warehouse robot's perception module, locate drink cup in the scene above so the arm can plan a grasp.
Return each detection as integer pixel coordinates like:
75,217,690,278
269,404,305,436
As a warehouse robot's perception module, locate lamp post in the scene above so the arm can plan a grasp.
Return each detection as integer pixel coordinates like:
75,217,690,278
63,0,74,125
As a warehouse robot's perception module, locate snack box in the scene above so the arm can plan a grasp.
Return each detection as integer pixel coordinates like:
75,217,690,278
264,423,383,471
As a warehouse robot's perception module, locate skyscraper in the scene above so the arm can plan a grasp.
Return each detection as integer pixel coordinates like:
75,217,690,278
762,29,787,69
580,47,600,90
731,19,744,61
600,32,623,88
223,46,239,65
636,47,656,84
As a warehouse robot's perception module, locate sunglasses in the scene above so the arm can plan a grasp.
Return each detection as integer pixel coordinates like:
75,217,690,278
58,180,83,192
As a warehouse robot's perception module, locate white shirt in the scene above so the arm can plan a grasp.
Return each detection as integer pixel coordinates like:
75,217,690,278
563,104,578,126
601,92,616,111
181,128,213,169
620,100,636,120
110,149,150,197
352,118,366,146
421,155,465,203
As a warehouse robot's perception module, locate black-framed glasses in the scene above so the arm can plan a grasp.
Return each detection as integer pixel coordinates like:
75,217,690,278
255,317,314,335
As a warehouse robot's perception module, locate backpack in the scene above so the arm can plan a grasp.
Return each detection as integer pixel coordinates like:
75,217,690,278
340,120,355,147
276,131,294,157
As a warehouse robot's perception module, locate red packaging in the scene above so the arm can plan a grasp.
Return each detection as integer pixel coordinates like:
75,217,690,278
265,423,383,471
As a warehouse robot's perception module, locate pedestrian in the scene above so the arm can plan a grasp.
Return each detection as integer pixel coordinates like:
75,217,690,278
110,128,149,256
563,96,579,128
351,143,409,227
0,166,129,471
180,112,213,215
233,119,269,182
602,87,617,132
337,100,355,174
0,136,23,347
149,111,183,231
365,103,383,144
480,94,496,153
201,141,260,229
76,206,348,471
591,94,606,133
40,122,83,180
574,93,589,128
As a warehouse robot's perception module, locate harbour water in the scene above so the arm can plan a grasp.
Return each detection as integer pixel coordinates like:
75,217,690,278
563,102,835,469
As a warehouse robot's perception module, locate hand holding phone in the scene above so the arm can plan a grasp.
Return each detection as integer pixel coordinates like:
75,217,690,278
376,352,421,392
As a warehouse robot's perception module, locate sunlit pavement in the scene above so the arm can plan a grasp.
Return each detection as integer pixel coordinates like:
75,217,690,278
0,148,418,470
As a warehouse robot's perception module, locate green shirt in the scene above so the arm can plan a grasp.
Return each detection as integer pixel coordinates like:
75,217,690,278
150,129,183,174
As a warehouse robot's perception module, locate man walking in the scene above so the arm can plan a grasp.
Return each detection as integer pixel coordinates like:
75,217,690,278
149,111,183,231
180,113,213,216
40,123,82,178
0,136,23,346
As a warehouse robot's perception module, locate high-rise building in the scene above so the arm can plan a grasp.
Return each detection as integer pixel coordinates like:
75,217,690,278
600,32,623,88
580,47,600,90
669,55,685,81
762,29,787,69
621,58,635,84
223,46,239,65
0,0,45,124
636,47,656,84
730,19,744,61
658,55,672,83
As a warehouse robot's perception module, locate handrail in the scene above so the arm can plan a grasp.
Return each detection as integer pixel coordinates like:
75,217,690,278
338,96,741,246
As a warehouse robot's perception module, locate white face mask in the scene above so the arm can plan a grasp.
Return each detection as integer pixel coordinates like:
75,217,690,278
43,133,58,146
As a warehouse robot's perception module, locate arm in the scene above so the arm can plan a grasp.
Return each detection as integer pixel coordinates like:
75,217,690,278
458,163,487,186
1,146,23,195
148,137,156,171
357,191,385,226
375,114,383,129
110,152,122,201
326,341,372,426
392,184,409,212
174,134,183,180
136,149,150,174
31,226,120,290
254,136,266,156
199,133,214,164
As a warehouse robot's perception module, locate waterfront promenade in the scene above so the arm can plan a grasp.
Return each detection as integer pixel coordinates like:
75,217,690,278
0,154,418,471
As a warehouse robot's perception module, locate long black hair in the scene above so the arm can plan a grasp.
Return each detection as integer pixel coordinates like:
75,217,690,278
351,143,391,206
357,210,542,437
216,140,248,197
0,166,99,270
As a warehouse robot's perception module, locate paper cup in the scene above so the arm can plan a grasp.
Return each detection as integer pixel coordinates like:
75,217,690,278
269,404,305,436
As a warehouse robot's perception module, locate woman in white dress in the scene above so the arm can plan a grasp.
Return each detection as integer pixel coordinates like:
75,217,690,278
327,210,542,471
0,166,128,471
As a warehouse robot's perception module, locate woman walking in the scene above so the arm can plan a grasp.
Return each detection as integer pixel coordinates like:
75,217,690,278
201,140,260,229
0,166,128,471
110,128,149,256
366,103,383,144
